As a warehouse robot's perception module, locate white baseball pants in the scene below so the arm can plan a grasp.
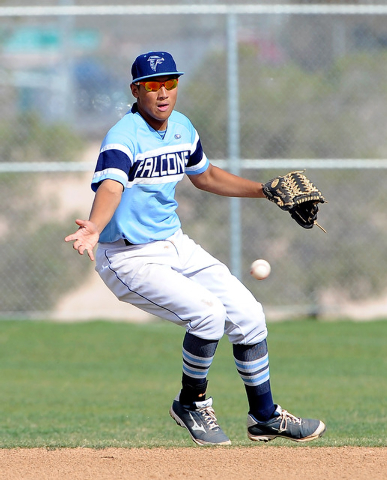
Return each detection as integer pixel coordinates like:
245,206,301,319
95,229,267,344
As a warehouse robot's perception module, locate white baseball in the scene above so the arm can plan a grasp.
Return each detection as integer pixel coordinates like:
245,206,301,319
250,259,271,280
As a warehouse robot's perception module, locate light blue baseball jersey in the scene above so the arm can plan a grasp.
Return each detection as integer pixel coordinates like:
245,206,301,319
91,103,209,244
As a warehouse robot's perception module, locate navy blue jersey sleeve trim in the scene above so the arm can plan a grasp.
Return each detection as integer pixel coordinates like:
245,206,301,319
91,149,131,191
186,138,204,168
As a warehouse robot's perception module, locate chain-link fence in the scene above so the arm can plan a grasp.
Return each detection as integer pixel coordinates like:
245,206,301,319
1,2,387,321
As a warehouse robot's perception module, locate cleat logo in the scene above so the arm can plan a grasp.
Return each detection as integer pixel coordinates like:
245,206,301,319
189,413,206,433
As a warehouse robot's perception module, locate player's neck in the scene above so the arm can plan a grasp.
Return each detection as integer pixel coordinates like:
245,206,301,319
134,103,169,132
146,116,168,132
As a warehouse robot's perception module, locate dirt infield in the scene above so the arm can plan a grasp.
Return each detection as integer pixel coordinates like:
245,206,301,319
0,447,385,480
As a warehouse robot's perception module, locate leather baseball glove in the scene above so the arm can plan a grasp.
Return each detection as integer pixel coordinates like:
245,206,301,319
263,170,326,232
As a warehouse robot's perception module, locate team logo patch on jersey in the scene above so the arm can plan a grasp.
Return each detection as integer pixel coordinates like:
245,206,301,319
148,55,164,72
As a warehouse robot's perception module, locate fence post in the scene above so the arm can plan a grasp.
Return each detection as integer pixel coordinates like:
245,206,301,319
227,12,242,279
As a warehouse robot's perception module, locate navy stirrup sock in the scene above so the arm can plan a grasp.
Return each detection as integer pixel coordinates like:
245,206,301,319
233,339,276,422
179,332,218,405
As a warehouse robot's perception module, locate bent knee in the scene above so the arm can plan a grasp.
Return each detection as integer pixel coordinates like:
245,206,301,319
187,297,226,341
226,302,268,344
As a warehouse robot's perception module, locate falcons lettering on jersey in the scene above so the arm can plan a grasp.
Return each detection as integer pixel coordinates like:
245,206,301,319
133,151,189,179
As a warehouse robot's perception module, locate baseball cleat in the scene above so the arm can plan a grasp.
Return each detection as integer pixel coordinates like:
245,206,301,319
247,404,326,443
169,396,231,446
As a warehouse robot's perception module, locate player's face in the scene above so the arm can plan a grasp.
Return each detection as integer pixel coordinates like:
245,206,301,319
130,75,178,131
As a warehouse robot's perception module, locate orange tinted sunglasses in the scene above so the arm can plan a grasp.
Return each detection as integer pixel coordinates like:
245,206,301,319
136,78,179,92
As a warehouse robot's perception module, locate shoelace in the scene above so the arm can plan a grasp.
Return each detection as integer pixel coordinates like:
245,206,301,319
198,406,219,430
278,409,302,432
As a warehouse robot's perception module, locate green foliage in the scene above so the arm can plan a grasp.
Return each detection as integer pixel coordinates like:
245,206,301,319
179,48,387,159
0,112,88,314
0,319,385,448
0,219,90,313
0,167,93,314
0,112,84,163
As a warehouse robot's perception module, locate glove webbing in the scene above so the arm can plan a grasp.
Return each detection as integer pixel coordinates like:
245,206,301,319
286,171,323,205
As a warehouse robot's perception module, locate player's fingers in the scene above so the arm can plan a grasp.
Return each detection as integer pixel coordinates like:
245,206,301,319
75,242,95,261
64,220,89,241
76,243,87,256
65,227,88,242
74,243,83,254
64,233,78,242
75,218,87,227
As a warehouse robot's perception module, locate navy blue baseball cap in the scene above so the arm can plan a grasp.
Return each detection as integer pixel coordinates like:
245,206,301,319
131,51,184,83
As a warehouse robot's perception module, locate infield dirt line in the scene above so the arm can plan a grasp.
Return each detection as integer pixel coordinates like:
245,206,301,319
0,446,385,480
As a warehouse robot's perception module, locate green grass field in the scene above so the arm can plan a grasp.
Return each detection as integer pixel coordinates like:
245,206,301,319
0,319,385,448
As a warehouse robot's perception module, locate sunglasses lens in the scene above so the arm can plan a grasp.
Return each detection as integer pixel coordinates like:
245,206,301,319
144,82,159,92
142,79,178,92
165,79,178,90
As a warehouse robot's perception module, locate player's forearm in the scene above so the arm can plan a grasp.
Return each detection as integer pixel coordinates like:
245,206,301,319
88,180,123,233
191,164,265,198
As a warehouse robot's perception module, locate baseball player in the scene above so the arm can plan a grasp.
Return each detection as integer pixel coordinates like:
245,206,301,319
65,51,326,446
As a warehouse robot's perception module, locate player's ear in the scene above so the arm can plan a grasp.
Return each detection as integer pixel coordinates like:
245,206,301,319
130,83,139,98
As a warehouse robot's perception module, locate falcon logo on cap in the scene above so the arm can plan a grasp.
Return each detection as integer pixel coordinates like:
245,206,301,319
148,56,164,72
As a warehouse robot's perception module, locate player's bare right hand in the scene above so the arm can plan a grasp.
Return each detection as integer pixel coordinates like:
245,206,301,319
64,219,99,261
